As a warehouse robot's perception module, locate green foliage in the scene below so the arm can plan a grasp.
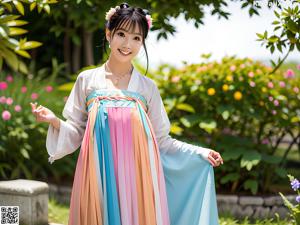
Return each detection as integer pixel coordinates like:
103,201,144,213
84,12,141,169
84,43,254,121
147,55,300,194
0,0,57,73
256,1,300,74
0,66,68,181
279,174,300,225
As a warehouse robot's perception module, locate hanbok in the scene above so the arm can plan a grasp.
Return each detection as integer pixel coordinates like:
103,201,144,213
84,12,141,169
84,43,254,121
46,64,219,225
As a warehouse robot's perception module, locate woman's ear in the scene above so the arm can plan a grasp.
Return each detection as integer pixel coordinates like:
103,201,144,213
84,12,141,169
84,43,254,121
105,28,111,42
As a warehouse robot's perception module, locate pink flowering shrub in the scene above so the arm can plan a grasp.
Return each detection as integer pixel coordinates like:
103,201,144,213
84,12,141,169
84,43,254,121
0,71,66,180
149,55,300,195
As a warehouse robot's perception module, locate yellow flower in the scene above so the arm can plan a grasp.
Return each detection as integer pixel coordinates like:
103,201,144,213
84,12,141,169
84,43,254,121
207,88,216,96
222,84,229,91
262,87,267,93
259,101,264,106
234,91,242,100
226,75,233,82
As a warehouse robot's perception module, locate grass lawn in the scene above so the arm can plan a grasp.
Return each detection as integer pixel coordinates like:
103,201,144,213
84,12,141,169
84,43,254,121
48,198,293,225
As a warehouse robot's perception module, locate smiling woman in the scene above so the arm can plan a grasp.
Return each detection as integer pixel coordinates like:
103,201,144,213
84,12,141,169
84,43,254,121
31,2,223,225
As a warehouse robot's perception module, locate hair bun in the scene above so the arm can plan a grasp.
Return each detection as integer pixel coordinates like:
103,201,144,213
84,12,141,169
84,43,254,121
142,9,149,15
119,2,130,9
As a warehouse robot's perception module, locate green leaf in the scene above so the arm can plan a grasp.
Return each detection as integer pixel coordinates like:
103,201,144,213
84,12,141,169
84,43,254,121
15,49,30,58
199,120,217,133
20,41,42,50
30,2,36,11
20,148,29,159
9,27,28,36
241,151,261,171
43,5,51,14
1,47,18,71
279,192,294,211
180,114,203,128
244,179,258,195
170,123,183,135
220,173,240,184
176,103,195,113
13,0,25,15
275,167,287,178
6,20,28,27
18,60,28,74
221,147,245,160
274,10,280,19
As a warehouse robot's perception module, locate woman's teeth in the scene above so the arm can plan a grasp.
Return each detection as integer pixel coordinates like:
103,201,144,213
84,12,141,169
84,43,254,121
118,49,131,55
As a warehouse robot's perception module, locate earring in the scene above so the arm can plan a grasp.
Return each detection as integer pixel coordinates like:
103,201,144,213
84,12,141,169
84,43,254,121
109,42,111,48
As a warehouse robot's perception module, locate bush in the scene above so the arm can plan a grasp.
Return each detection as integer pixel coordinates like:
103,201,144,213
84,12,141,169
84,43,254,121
0,70,75,182
147,55,300,194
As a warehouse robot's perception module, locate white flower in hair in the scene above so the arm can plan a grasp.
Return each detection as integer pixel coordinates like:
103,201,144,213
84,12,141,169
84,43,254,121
105,6,120,21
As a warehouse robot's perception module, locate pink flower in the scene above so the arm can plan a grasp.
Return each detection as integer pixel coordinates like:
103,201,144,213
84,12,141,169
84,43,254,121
2,110,11,121
267,82,274,88
297,64,300,70
0,82,8,90
284,69,295,78
6,75,13,83
21,86,27,93
45,85,53,92
261,138,269,145
239,77,244,81
249,81,256,87
248,72,254,78
146,15,152,29
6,97,13,105
14,105,22,112
269,96,274,102
240,64,245,69
279,81,286,88
171,76,180,83
0,96,6,104
274,99,279,106
230,65,236,71
294,87,299,93
272,110,277,115
31,93,39,100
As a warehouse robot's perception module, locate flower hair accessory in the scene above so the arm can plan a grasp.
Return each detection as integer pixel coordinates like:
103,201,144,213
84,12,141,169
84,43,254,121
105,6,120,21
146,14,152,30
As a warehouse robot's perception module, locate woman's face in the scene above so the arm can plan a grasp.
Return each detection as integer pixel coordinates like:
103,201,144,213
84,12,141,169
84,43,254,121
106,22,144,63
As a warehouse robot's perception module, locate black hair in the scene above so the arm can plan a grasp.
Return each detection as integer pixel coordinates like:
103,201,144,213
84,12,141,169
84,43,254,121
102,3,150,75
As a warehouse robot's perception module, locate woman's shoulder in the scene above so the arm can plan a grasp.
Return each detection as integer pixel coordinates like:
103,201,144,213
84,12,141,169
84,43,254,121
77,66,101,80
136,70,158,91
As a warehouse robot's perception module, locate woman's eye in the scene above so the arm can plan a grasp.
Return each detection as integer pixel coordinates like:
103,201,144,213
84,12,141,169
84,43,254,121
135,37,141,41
117,32,125,37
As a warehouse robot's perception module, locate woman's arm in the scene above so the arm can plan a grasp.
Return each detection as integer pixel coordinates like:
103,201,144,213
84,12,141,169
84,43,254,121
147,82,223,166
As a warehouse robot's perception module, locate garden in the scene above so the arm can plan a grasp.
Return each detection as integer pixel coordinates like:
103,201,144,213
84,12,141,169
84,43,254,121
0,0,300,224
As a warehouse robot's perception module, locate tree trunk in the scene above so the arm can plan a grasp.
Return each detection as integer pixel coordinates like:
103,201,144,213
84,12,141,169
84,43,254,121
83,28,94,66
64,19,71,74
72,41,81,73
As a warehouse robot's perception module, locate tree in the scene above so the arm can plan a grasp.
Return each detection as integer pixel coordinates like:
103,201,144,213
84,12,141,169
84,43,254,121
0,0,57,73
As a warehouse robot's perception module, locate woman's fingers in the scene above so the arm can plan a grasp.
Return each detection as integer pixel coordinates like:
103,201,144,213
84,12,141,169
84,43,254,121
208,154,218,167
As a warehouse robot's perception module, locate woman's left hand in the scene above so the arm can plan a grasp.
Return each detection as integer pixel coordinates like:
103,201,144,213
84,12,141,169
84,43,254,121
208,150,223,167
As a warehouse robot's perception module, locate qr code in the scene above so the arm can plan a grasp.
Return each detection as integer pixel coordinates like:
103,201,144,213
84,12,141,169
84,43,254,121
0,206,19,225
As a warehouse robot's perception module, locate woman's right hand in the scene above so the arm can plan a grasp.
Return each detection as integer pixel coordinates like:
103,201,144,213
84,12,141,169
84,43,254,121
30,102,57,124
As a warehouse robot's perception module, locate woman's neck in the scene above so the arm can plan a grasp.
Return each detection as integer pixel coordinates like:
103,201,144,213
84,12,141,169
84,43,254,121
106,57,133,76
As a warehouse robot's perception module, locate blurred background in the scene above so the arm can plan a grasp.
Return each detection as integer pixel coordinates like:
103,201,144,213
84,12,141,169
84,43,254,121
0,0,299,224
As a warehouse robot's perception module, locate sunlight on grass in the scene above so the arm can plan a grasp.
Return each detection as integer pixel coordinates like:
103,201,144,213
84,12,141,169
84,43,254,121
48,198,69,225
48,198,294,225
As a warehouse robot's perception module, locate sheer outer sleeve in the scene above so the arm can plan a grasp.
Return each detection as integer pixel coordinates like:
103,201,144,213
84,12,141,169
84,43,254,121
147,83,211,161
46,73,88,164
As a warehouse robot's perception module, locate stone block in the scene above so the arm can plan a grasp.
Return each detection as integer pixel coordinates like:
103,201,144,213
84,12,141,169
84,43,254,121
0,179,49,225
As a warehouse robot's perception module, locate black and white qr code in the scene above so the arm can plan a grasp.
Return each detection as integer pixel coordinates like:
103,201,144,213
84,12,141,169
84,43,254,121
0,206,19,225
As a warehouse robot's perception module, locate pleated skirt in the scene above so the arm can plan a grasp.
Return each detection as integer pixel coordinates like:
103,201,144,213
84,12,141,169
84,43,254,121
67,90,219,225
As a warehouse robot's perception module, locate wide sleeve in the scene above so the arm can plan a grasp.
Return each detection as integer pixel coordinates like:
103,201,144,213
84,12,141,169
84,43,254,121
46,73,88,164
147,83,211,161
